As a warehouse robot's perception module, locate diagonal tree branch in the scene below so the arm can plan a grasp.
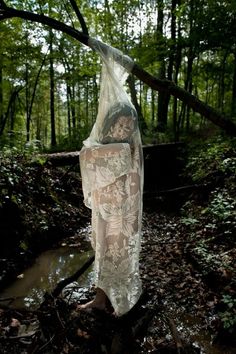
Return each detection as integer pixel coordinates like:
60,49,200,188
131,64,236,136
69,0,88,35
0,4,89,45
0,0,6,8
0,2,236,136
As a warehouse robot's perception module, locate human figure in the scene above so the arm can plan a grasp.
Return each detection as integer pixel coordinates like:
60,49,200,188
78,43,143,316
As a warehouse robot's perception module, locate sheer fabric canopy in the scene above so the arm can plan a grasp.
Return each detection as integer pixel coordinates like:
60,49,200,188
79,40,144,316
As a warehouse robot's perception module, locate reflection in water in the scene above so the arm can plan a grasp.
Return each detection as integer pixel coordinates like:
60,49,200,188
0,247,94,309
178,314,236,354
1,248,235,354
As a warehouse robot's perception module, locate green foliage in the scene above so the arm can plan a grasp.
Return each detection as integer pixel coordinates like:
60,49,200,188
0,147,45,210
219,295,236,331
0,148,48,216
181,134,236,338
183,136,236,237
205,188,236,221
185,136,236,182
193,240,223,273
1,1,236,149
181,216,199,226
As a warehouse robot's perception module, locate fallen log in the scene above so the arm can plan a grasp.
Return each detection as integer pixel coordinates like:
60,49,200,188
43,151,80,167
144,183,208,197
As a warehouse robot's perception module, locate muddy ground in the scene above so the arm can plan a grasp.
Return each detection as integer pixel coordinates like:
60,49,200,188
0,207,235,354
0,150,235,353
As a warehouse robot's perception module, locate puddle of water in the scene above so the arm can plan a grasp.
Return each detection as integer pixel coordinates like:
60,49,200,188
0,247,94,309
179,314,236,354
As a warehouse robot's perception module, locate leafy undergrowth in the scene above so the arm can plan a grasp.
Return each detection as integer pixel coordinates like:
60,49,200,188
0,150,90,288
179,136,236,339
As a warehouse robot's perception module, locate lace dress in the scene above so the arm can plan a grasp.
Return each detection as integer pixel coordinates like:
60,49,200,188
79,40,143,316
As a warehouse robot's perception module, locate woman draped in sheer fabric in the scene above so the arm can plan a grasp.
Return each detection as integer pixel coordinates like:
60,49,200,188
79,40,144,316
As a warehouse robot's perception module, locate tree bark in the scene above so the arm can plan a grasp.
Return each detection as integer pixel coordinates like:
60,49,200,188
0,52,3,129
28,50,48,138
0,87,23,135
0,2,236,136
66,83,72,137
49,27,56,147
25,49,30,142
127,75,146,130
177,50,194,133
172,0,182,140
231,51,236,118
69,0,88,35
156,0,169,132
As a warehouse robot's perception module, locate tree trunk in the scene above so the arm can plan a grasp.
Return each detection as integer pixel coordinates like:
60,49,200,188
231,51,236,118
71,84,76,129
49,28,56,147
0,53,3,130
9,91,17,145
92,74,98,123
151,89,155,130
0,88,22,135
156,0,168,132
66,83,75,130
61,56,76,133
25,62,30,142
177,0,194,135
178,51,194,133
218,50,228,114
85,77,89,127
157,0,177,133
66,83,71,137
28,51,48,139
127,75,146,130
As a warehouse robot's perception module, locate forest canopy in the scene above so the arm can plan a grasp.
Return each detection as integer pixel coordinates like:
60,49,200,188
0,0,236,150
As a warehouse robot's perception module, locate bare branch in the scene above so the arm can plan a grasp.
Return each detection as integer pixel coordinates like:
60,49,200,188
69,0,88,35
0,5,89,46
62,0,75,29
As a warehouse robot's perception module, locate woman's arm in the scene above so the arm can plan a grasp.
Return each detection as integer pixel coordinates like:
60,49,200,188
79,142,130,161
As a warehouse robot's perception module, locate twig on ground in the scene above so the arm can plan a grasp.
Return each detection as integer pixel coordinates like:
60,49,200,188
52,254,95,297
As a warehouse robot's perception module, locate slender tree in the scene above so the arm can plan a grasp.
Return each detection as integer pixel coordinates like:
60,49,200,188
49,27,56,147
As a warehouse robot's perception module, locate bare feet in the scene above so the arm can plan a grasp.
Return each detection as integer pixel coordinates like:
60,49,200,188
76,298,106,311
76,288,110,312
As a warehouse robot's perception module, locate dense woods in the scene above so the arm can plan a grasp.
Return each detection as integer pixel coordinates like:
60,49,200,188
0,1,235,353
0,0,236,149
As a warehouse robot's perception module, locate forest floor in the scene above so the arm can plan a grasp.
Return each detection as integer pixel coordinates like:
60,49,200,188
0,208,235,353
0,147,235,353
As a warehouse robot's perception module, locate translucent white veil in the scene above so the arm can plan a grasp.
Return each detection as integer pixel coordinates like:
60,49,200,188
79,39,144,315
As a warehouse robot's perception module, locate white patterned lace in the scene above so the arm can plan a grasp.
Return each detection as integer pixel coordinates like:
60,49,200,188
79,41,143,316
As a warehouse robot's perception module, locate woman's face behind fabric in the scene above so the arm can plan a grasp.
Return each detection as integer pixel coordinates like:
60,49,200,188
99,103,137,144
106,115,134,142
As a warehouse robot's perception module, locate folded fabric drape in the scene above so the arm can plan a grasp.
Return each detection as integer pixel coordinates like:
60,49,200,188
79,40,144,316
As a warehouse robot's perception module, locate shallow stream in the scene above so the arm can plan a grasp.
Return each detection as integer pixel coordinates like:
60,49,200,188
0,246,94,309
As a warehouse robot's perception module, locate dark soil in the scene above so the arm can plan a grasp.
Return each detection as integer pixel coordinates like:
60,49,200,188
0,208,235,353
0,150,235,353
